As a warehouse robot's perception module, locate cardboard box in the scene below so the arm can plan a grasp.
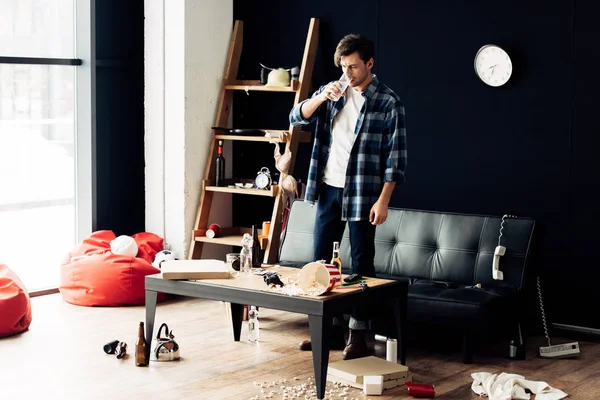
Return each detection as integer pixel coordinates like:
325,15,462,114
327,356,409,384
161,260,232,280
327,372,412,390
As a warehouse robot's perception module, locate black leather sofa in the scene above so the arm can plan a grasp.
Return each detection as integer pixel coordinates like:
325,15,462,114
277,200,536,363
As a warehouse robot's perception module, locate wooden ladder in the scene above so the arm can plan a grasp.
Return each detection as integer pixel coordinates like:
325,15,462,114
188,18,319,263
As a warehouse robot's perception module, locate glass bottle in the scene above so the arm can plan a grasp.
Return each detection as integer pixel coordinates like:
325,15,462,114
331,241,342,274
240,233,252,274
215,140,225,187
135,321,148,366
251,224,261,268
248,305,259,342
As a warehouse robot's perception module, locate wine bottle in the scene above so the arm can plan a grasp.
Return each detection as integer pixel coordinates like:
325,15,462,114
331,241,342,274
215,140,225,187
251,224,261,268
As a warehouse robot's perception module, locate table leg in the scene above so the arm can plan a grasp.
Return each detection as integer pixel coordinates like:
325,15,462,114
145,290,158,362
308,314,332,400
230,303,244,341
391,295,407,365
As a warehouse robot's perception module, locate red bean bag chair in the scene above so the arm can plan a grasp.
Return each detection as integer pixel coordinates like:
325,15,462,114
0,264,32,337
60,230,168,306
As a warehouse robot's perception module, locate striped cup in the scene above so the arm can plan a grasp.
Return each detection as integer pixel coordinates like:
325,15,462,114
299,262,342,295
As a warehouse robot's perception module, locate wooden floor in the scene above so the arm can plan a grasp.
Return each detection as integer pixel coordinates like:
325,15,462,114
2,294,599,399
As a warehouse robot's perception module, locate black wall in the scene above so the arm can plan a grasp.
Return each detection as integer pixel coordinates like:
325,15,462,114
94,0,145,235
232,0,600,329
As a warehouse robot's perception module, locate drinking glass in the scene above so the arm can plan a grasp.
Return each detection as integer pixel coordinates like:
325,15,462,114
226,253,240,278
226,253,240,270
331,73,351,101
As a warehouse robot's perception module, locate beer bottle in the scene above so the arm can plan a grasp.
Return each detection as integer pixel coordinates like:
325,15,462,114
331,241,342,274
135,321,148,366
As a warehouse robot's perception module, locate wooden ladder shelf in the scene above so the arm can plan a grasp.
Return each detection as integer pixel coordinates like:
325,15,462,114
188,18,319,263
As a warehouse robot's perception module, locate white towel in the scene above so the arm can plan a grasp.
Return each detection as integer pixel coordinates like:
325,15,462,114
471,372,568,400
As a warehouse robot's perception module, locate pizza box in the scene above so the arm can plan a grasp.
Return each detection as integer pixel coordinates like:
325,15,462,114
327,356,409,384
161,259,231,280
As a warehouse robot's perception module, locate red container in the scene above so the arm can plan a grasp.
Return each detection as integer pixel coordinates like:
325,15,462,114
405,382,435,398
206,223,221,239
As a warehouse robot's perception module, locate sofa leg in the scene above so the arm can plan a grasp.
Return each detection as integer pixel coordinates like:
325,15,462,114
462,333,475,364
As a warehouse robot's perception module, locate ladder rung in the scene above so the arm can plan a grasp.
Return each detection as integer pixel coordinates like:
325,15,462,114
224,80,300,92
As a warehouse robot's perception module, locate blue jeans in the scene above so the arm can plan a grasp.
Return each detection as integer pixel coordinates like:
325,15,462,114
313,183,376,327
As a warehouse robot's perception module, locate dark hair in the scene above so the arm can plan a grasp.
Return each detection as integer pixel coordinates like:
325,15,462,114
334,34,375,67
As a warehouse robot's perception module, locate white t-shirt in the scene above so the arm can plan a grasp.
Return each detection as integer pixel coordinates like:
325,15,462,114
323,87,365,188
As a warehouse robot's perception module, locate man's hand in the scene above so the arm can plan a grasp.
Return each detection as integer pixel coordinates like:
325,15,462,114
299,81,345,120
319,81,345,102
369,200,389,225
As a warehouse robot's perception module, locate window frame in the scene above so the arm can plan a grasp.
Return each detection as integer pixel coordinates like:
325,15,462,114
0,0,95,294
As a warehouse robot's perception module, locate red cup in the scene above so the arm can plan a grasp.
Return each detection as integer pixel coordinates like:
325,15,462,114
206,223,221,238
405,383,435,398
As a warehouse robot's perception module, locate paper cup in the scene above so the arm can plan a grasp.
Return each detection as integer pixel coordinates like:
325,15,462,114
206,223,221,238
298,262,341,295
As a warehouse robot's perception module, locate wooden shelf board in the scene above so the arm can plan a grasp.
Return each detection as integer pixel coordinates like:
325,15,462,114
224,79,299,92
214,130,311,143
193,227,269,249
204,182,279,197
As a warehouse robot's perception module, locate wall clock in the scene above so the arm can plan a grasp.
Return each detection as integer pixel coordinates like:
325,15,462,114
474,45,513,87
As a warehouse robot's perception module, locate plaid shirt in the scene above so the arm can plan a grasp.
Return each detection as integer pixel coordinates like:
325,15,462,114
289,74,407,221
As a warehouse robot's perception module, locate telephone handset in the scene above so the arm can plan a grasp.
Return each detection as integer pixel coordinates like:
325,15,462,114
492,214,516,280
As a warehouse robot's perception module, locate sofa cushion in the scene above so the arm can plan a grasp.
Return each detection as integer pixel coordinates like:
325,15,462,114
407,280,517,330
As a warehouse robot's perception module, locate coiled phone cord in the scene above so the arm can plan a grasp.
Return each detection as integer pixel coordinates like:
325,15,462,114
537,276,552,347
499,214,553,347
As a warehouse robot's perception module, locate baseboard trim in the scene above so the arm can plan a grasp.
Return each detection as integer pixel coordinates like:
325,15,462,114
553,323,600,342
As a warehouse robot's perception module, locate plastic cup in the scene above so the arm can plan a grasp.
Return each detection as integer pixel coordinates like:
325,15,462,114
331,74,351,101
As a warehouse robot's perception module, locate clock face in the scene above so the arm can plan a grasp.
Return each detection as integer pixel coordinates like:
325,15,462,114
474,45,512,87
255,173,270,189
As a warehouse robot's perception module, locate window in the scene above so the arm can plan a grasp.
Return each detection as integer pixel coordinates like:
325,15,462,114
0,0,91,292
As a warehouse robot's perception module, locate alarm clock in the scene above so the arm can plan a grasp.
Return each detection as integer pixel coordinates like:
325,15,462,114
254,167,272,190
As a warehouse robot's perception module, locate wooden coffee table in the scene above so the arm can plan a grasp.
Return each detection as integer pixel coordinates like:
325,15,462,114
144,266,408,400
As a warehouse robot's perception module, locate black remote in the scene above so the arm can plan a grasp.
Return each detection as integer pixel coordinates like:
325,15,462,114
344,273,363,283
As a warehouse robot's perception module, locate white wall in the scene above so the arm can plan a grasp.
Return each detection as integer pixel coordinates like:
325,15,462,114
145,0,233,259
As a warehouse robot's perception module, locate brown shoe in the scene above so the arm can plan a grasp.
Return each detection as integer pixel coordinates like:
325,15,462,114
342,329,370,360
298,325,346,351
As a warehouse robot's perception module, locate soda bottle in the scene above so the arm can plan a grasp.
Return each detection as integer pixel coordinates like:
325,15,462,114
248,305,259,342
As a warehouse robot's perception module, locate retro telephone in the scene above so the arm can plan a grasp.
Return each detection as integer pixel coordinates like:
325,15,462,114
493,214,580,359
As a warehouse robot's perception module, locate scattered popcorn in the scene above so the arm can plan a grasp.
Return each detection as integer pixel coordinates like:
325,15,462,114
246,375,367,400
